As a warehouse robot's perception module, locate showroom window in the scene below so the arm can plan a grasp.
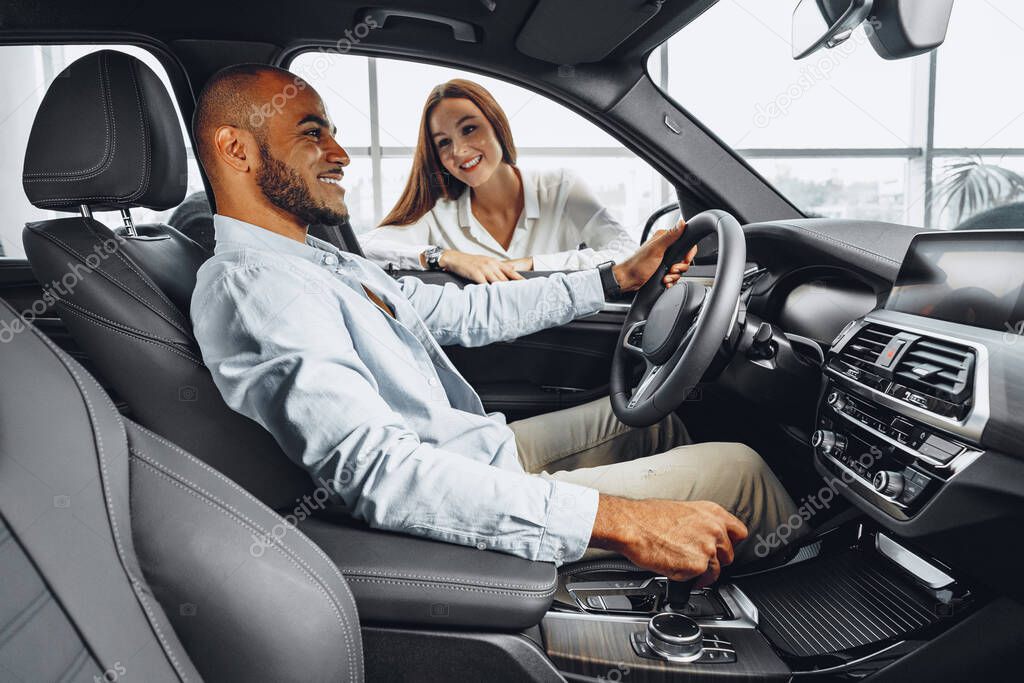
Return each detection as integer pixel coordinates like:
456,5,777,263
651,0,1024,229
289,52,672,236
0,45,203,258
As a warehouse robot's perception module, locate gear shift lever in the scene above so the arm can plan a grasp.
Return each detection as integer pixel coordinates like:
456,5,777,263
665,577,697,613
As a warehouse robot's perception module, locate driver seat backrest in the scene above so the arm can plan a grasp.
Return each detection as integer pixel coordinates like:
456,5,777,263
20,49,312,509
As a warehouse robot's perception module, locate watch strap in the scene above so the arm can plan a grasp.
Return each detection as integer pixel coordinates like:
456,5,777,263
597,261,621,299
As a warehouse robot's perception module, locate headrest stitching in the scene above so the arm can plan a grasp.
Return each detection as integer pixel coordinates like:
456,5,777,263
23,52,119,183
122,59,153,204
22,51,113,179
25,57,151,206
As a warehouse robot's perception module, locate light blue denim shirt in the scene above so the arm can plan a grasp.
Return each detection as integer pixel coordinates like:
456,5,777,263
191,215,604,564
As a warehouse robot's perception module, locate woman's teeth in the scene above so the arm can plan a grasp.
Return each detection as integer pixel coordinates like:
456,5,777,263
460,155,482,170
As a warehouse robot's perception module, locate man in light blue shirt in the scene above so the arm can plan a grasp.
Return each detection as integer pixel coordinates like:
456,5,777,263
191,65,801,584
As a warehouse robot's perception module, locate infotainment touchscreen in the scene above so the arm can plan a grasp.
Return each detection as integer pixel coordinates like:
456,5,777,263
885,231,1024,332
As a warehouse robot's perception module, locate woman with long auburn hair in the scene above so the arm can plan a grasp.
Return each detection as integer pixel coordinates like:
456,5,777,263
360,79,639,283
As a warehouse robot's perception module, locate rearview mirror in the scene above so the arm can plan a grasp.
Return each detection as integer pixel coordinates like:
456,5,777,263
792,0,874,59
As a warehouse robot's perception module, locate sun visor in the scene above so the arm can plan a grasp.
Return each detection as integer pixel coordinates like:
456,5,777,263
515,0,663,64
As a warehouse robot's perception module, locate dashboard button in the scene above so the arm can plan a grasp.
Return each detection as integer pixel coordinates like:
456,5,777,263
924,434,963,456
918,442,956,464
892,417,915,433
901,478,924,502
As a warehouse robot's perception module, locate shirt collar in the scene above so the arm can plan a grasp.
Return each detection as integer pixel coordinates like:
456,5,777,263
521,167,540,222
454,166,540,231
212,214,345,266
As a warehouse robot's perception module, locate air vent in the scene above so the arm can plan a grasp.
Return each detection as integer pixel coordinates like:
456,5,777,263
827,324,901,390
892,337,974,408
840,324,899,365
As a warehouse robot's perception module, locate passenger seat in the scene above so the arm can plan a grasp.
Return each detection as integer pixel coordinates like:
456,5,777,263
0,298,363,682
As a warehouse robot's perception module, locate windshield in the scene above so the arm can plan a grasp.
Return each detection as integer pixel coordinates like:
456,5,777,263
651,0,1024,230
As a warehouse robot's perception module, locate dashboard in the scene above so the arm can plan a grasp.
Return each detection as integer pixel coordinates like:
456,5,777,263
799,230,1024,585
705,220,1024,587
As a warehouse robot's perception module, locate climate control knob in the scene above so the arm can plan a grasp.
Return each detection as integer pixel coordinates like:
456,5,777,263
812,429,836,454
826,391,846,411
873,471,905,498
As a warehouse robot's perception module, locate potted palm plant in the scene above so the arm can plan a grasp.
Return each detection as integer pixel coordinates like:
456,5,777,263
930,156,1024,228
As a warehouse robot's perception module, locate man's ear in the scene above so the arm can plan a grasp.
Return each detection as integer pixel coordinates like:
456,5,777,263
213,125,254,174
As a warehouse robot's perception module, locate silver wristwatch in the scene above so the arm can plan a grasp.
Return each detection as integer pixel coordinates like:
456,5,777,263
423,246,445,271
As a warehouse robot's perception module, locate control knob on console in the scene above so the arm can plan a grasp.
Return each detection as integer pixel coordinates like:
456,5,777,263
873,471,905,498
646,612,704,662
826,390,846,411
811,430,847,456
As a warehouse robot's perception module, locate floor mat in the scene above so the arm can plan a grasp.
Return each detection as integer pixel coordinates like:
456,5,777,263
735,549,938,658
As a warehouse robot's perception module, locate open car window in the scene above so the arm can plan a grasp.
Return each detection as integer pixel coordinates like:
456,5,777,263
288,51,673,239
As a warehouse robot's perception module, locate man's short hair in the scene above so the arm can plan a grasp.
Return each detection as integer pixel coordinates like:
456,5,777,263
192,63,294,181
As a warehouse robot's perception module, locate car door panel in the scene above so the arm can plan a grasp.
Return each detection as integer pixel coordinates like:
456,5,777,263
392,269,628,420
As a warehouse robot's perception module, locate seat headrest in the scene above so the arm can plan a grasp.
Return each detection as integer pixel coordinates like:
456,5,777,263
22,50,187,213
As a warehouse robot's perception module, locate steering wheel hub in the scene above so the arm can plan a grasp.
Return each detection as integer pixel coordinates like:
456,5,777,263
641,279,707,365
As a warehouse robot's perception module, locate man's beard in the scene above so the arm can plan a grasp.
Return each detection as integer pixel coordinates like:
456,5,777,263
255,142,349,226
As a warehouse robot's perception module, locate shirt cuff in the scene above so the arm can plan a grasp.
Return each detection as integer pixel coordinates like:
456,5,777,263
537,479,600,565
566,269,606,317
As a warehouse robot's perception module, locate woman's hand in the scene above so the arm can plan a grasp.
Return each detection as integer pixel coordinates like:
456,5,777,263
503,257,534,272
439,250,526,284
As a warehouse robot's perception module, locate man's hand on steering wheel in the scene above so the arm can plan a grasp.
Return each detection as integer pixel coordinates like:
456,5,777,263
612,219,699,292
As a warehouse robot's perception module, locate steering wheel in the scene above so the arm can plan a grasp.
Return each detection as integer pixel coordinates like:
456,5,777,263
610,209,747,428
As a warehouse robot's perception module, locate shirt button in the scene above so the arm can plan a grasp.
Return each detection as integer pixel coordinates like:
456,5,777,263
323,254,339,266
428,378,439,387
476,541,487,550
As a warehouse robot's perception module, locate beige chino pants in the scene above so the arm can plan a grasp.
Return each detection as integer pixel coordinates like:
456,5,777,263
509,397,805,565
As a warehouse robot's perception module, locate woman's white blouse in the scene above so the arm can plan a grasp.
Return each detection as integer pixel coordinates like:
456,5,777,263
359,168,639,271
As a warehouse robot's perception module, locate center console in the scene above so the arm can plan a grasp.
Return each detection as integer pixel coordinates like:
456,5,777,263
541,522,969,681
814,317,985,521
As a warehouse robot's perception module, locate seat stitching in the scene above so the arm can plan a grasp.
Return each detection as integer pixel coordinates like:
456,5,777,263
81,221,187,324
764,222,901,266
131,453,360,681
128,445,355,615
57,305,204,366
59,298,194,348
333,567,554,592
32,227,191,336
127,425,363,681
127,425,354,599
345,576,556,598
23,54,115,180
30,331,192,681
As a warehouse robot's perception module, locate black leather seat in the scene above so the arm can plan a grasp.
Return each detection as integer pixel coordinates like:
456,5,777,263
19,49,559,631
21,49,312,509
0,298,363,681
